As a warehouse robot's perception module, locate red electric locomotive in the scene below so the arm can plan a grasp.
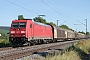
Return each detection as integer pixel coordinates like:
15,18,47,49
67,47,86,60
9,19,53,46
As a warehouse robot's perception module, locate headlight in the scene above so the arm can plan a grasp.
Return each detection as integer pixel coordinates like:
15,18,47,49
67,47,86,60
11,31,15,34
11,35,14,37
22,34,25,36
21,31,25,33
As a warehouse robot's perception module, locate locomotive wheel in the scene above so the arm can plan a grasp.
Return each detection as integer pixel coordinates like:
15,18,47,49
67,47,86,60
43,40,46,44
53,40,55,43
46,41,49,44
43,40,49,44
28,42,31,46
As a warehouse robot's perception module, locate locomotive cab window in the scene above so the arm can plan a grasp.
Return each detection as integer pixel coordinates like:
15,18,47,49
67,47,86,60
30,24,32,28
12,23,19,28
12,22,26,28
19,22,26,28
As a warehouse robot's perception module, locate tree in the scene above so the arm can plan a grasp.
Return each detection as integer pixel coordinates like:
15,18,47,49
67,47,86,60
33,16,57,26
33,17,47,24
59,25,74,31
47,22,56,26
59,25,69,29
18,15,25,20
78,31,85,34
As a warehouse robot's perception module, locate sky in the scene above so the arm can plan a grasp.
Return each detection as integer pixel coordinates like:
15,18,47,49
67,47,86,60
0,0,90,32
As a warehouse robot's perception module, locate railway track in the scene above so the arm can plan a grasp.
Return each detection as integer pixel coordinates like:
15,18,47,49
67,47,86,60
0,40,79,60
0,47,12,51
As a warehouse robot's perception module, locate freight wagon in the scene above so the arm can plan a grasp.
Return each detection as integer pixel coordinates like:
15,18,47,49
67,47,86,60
77,33,86,39
52,26,76,40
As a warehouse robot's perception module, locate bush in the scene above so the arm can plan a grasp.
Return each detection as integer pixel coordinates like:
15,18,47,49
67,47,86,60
0,35,11,47
76,40,90,53
45,39,90,60
45,50,81,60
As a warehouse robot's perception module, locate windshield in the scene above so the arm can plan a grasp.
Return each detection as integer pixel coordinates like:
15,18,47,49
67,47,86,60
12,22,26,28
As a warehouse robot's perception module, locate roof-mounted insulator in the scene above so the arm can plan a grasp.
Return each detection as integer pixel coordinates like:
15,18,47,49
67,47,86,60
23,19,32,20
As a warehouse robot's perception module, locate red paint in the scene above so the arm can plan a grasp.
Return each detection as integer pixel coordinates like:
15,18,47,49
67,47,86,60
10,19,53,40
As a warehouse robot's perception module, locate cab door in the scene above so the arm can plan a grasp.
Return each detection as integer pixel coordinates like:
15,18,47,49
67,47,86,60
28,23,33,41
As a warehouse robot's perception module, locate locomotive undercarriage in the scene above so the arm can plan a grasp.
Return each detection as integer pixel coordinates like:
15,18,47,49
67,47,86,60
9,37,57,47
27,39,55,46
9,37,28,46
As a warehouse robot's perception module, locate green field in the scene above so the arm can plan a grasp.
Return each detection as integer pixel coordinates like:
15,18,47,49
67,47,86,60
0,29,9,34
0,26,10,34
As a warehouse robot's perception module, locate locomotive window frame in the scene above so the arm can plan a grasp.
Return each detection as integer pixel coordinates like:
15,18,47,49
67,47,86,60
11,22,26,28
11,22,19,28
19,22,26,28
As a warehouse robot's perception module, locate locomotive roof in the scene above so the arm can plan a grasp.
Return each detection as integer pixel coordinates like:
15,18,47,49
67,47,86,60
54,26,74,33
78,33,85,35
33,20,50,27
12,19,50,27
12,19,28,22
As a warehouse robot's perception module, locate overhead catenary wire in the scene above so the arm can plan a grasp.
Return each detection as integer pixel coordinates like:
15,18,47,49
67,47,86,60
15,0,40,15
4,0,38,14
3,0,52,23
40,0,69,20
4,0,54,20
46,0,69,19
4,0,72,26
41,0,75,25
46,0,61,12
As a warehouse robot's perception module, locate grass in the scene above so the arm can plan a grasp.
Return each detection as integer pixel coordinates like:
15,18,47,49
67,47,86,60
76,40,90,53
45,39,90,60
45,50,81,60
0,36,11,47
